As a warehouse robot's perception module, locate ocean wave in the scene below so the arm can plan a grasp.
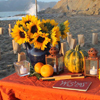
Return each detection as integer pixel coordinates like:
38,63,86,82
0,16,25,20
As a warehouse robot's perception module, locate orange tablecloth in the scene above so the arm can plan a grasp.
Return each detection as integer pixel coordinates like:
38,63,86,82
0,73,100,100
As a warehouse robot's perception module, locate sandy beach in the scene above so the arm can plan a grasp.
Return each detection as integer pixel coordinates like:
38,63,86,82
0,13,100,79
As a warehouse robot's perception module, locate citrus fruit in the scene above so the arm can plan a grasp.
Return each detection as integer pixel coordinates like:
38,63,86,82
40,64,54,77
34,62,44,74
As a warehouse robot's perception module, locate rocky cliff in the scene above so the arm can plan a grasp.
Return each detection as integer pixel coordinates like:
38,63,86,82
53,0,100,15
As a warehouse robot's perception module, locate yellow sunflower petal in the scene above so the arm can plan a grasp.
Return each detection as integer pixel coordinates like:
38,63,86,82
21,15,39,29
31,32,51,50
27,20,41,40
50,19,58,26
11,27,29,45
51,26,61,46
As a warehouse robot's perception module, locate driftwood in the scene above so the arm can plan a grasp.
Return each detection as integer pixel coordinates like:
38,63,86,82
18,52,26,62
78,34,84,47
92,33,98,45
12,40,21,54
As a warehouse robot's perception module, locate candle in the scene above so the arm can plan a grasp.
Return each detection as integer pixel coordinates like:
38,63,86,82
90,66,97,75
53,63,57,72
20,65,28,74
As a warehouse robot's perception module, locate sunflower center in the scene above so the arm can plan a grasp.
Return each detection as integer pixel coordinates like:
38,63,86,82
37,36,45,43
19,31,25,38
25,20,31,24
31,25,38,34
19,24,22,27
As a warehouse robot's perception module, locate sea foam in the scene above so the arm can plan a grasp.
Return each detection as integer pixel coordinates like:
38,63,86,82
0,3,39,20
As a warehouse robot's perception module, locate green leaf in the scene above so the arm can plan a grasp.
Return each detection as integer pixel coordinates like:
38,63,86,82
44,22,54,32
59,23,65,31
28,64,42,79
28,70,42,79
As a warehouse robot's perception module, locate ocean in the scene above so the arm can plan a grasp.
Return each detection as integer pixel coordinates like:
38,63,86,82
0,3,39,20
0,11,36,20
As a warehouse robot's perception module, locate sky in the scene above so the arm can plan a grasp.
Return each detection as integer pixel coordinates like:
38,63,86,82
0,0,8,1
37,0,60,2
0,0,60,2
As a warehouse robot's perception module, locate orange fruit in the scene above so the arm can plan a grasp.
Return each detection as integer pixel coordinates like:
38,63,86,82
40,64,54,77
34,62,44,74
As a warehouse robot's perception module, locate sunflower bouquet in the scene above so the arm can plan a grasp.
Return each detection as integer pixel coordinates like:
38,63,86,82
11,15,70,50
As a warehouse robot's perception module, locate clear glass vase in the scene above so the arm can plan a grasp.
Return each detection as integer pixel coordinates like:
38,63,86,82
14,60,30,77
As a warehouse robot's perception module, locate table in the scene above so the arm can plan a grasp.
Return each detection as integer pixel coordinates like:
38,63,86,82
0,73,100,100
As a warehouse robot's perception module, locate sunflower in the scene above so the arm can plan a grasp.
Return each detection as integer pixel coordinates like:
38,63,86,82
31,32,51,50
64,20,70,33
40,23,48,33
21,15,38,29
42,19,50,23
27,20,41,43
51,26,61,46
15,20,23,27
64,20,69,26
41,19,58,33
13,20,28,32
11,26,29,45
10,14,70,51
61,31,67,39
50,19,58,26
59,20,70,39
42,19,58,26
